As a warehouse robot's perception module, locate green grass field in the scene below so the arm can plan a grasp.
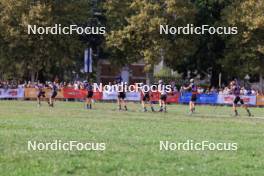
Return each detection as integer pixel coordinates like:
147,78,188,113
0,101,264,176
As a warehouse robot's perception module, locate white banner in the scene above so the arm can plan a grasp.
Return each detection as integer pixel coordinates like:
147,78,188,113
217,94,256,105
102,91,141,101
102,91,118,100
0,88,24,98
126,92,141,101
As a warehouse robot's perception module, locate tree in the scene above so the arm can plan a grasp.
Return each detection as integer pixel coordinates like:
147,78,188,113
222,0,264,86
105,0,196,83
0,0,96,81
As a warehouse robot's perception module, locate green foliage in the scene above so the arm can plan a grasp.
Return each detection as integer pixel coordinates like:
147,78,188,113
0,0,96,81
222,0,264,79
105,0,197,72
0,0,263,84
154,67,181,82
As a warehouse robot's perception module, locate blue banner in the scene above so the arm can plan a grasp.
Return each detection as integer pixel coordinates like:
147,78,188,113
84,48,93,73
198,93,218,104
179,93,192,103
179,93,218,104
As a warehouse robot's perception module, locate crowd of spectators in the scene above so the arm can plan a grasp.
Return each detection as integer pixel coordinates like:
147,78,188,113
0,81,88,90
0,80,263,95
0,81,23,89
168,83,262,96
178,85,262,96
196,86,260,96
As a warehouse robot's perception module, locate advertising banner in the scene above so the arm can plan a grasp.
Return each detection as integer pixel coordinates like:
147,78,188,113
24,88,38,98
63,88,87,99
102,91,118,100
45,89,64,99
256,96,264,106
24,88,64,99
143,92,179,103
198,94,218,104
92,91,103,100
102,91,141,101
0,88,24,98
217,94,256,105
179,93,218,104
5,88,260,106
150,92,160,102
126,92,141,101
60,88,102,99
179,93,192,103
166,93,180,103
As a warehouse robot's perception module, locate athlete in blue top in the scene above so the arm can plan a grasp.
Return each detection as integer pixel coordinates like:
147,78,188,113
231,80,252,117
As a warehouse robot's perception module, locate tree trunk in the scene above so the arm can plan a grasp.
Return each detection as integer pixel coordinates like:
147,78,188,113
35,72,39,82
146,66,154,84
260,72,263,92
30,71,35,82
260,56,264,92
96,60,102,84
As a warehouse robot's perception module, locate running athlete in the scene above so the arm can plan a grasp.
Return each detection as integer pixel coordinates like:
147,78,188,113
141,85,155,112
48,81,58,107
230,80,252,117
84,81,94,109
117,82,128,111
184,79,198,115
158,80,167,112
36,83,45,106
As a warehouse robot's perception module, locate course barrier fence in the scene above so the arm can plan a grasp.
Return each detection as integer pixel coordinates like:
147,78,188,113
24,88,64,99
0,88,263,106
217,94,256,105
257,96,264,106
179,93,218,104
0,88,24,99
